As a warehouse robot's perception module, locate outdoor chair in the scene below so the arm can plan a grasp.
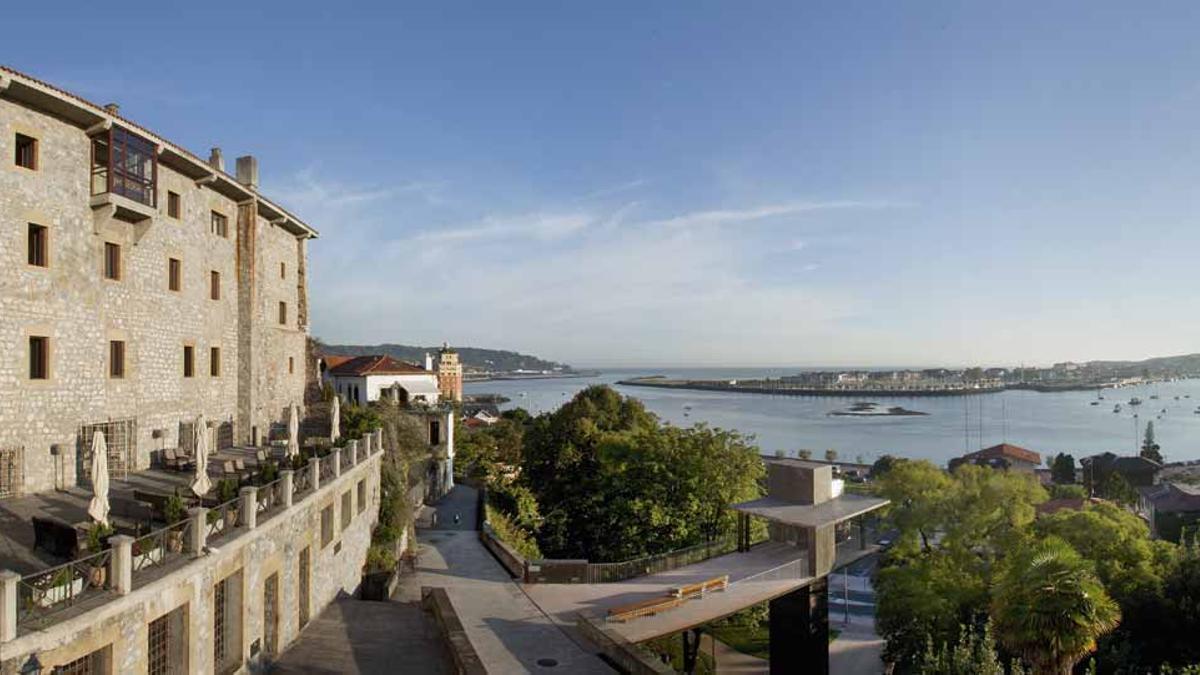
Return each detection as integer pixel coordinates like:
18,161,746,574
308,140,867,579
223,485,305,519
110,496,155,534
162,448,192,471
32,516,82,559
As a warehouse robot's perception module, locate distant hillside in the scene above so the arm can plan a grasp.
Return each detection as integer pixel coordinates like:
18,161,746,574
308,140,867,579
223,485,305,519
1082,353,1200,377
318,342,572,373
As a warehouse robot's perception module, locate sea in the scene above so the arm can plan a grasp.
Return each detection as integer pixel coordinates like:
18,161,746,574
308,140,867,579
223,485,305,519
464,368,1200,467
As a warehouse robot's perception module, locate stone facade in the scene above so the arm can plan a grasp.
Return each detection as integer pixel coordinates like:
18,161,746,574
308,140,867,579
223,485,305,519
0,440,382,674
0,68,315,495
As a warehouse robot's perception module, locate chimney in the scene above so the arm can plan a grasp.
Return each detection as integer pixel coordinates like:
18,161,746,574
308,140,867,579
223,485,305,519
104,103,120,116
208,147,224,172
235,155,259,190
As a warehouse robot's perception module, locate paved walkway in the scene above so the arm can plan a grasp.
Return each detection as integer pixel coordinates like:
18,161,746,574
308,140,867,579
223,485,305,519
274,597,448,674
828,554,884,675
397,485,613,674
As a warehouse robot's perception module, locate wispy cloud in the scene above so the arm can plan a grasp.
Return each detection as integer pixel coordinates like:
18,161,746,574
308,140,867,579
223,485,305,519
413,212,593,243
648,200,900,230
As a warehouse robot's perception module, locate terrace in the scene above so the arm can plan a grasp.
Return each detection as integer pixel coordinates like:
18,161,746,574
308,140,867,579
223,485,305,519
0,431,383,641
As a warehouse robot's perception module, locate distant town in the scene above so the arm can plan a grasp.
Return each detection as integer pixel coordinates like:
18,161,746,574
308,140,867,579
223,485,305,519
621,353,1200,397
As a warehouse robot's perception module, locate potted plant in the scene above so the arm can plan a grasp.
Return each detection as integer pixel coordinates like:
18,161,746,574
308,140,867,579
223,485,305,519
163,495,186,552
360,543,398,601
218,479,240,528
85,524,113,587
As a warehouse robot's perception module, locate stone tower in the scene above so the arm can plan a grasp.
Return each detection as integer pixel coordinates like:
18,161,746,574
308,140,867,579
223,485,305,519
435,342,463,403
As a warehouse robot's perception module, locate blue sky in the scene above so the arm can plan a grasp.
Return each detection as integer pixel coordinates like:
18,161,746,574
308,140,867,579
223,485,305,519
9,2,1200,366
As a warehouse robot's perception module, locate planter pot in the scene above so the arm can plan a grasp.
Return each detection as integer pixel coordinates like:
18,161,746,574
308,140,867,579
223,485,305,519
225,508,239,529
360,569,398,602
165,531,184,553
88,565,107,589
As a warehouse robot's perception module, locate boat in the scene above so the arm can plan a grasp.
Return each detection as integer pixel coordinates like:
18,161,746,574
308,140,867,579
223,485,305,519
1129,397,1143,406
1113,405,1122,413
1090,401,1100,406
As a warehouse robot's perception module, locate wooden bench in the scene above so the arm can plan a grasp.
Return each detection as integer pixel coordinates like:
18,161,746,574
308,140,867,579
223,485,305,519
606,595,685,623
669,575,729,600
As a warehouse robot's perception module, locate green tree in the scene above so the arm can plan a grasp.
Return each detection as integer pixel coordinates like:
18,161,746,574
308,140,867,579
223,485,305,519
1096,471,1138,507
917,621,1011,675
797,449,813,460
1049,484,1087,500
871,454,900,479
520,386,763,561
825,448,839,462
877,459,953,553
991,537,1121,675
1050,453,1077,485
1142,422,1164,464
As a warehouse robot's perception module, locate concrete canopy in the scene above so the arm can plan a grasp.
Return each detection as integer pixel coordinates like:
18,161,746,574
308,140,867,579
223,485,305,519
732,492,889,529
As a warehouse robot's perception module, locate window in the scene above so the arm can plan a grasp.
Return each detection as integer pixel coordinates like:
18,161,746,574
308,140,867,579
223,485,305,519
298,547,311,628
168,258,181,291
280,262,286,278
321,505,334,547
14,133,37,170
357,479,366,514
104,242,121,280
430,419,441,446
148,606,187,675
91,127,156,206
29,336,48,380
109,340,125,379
183,346,194,378
288,357,295,375
264,573,279,657
341,491,352,530
54,646,110,675
210,271,220,300
167,191,181,218
278,301,287,325
211,211,228,238
210,347,221,377
27,224,47,267
213,571,243,675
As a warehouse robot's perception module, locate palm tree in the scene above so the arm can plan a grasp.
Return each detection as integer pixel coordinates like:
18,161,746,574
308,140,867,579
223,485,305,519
991,537,1120,675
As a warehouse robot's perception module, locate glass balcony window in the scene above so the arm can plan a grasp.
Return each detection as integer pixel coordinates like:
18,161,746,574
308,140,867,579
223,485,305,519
91,127,157,208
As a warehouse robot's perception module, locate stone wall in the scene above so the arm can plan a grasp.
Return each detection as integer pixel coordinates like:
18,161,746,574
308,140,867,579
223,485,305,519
0,443,381,674
0,92,310,494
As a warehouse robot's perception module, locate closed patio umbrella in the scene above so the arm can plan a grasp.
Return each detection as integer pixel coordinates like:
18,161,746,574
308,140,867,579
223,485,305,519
287,403,300,459
191,414,211,497
330,395,341,444
87,430,110,527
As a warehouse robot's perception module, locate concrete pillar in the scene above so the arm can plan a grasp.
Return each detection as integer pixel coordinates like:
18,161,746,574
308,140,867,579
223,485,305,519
280,469,294,509
349,439,359,466
309,457,321,491
188,507,207,555
769,577,829,675
0,569,19,643
109,535,134,595
332,448,342,478
240,486,258,530
375,429,383,453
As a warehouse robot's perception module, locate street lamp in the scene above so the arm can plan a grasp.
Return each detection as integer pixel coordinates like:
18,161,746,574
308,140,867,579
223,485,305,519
20,654,42,675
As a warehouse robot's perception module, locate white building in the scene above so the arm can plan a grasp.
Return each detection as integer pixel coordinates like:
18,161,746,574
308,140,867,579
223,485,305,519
322,354,441,405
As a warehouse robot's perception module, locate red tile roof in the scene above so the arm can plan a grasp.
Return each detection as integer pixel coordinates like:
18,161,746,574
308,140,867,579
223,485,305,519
967,443,1042,465
1036,497,1106,516
327,355,428,377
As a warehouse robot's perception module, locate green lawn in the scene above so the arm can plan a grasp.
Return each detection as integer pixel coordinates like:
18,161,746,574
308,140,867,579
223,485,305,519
709,623,841,660
709,623,770,660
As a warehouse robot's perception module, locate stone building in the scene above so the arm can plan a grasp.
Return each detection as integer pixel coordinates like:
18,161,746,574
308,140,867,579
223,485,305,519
435,343,463,403
0,66,316,497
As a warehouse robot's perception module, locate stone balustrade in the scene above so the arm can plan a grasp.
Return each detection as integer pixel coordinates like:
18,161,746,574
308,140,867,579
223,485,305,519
0,431,387,653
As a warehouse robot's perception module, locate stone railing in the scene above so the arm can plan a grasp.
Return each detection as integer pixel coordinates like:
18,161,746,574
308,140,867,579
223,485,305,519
0,428,386,642
480,515,748,585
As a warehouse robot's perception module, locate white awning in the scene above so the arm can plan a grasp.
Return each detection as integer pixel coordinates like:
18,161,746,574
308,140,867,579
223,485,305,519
397,379,441,397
